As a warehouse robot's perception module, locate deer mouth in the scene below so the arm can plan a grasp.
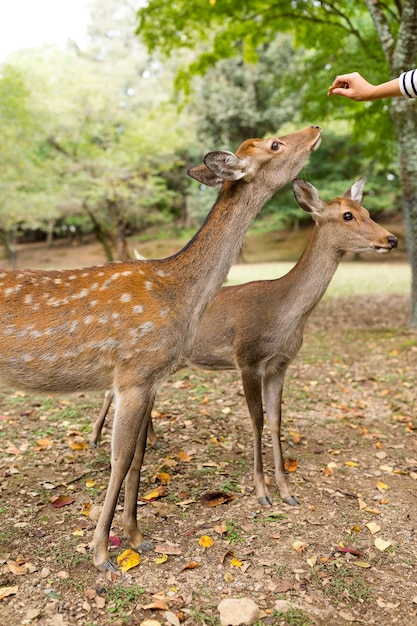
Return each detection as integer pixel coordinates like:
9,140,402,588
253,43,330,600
310,135,322,152
374,245,392,254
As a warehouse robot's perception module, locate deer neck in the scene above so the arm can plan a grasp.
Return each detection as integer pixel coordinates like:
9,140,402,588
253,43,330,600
278,225,343,320
166,181,268,316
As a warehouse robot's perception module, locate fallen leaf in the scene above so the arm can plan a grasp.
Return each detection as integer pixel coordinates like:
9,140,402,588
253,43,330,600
366,522,381,535
0,585,18,601
51,495,74,508
154,553,168,564
284,458,298,472
289,431,302,444
345,461,359,467
179,561,200,571
156,472,171,485
230,558,243,567
116,549,141,572
142,600,170,611
7,560,36,575
376,480,389,492
307,555,317,568
354,561,371,568
141,485,164,502
155,543,182,555
214,522,228,536
178,451,193,462
198,535,214,549
68,440,89,450
85,479,96,488
374,538,392,552
35,438,53,450
358,498,368,510
200,491,234,507
292,540,308,554
336,546,363,557
109,535,121,547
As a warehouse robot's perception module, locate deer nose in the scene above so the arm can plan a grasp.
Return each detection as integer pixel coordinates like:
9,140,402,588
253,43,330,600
387,235,398,249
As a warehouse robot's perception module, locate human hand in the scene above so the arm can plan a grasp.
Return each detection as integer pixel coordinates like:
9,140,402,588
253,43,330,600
327,72,375,101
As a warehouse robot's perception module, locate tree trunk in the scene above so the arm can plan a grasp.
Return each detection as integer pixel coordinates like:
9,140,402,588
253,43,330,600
390,102,417,326
116,217,129,260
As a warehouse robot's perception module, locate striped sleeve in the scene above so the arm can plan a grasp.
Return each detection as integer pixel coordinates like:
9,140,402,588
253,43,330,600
399,70,417,98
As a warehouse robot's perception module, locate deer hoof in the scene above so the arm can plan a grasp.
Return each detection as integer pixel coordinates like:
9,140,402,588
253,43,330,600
138,540,154,553
258,495,274,507
283,495,299,506
96,559,118,572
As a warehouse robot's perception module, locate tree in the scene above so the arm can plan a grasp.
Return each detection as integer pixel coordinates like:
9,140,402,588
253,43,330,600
137,0,417,325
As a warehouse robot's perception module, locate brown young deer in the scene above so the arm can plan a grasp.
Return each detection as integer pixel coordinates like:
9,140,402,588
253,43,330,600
0,125,322,571
91,177,397,507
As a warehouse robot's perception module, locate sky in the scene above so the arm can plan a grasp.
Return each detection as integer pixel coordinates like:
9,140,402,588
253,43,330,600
0,0,92,62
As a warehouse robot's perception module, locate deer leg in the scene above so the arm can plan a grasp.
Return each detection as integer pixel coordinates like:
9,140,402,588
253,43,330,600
91,385,152,571
89,389,114,448
122,401,155,552
263,371,299,506
241,372,273,506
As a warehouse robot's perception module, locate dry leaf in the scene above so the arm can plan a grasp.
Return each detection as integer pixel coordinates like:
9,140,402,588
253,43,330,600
284,458,298,472
224,571,234,582
51,495,74,508
142,600,170,611
374,538,391,552
376,481,389,492
85,479,96,488
68,440,89,450
354,561,371,568
156,472,171,485
0,585,18,600
289,431,302,444
214,522,228,536
155,543,181,555
345,461,359,467
306,555,317,568
230,558,243,567
358,498,368,510
178,451,193,462
141,485,164,501
198,535,214,549
116,549,141,572
35,438,53,450
179,561,200,571
366,522,381,535
200,491,234,507
292,540,308,554
154,553,168,565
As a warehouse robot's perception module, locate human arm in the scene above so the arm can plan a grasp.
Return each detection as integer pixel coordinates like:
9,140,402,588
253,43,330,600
327,72,402,100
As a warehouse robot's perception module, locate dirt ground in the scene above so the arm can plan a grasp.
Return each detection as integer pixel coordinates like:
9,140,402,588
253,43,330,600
1,239,417,626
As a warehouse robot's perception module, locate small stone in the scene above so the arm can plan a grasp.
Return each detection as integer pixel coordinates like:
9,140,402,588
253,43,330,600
218,597,261,625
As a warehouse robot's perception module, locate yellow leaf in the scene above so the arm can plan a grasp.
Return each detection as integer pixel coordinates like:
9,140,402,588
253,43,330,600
116,549,141,572
374,538,391,552
154,553,168,565
354,561,371,568
289,431,302,444
0,585,19,600
141,485,164,501
376,481,389,491
224,571,234,582
36,438,53,450
292,540,308,554
178,451,193,461
198,535,214,549
350,525,362,533
81,502,92,516
156,472,171,485
345,461,359,467
365,507,382,515
357,498,368,510
72,528,84,537
230,558,243,567
307,555,318,568
366,522,381,535
68,440,89,450
85,479,96,488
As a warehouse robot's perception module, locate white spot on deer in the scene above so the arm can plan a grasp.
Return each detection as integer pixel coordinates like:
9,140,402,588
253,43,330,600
91,282,99,290
53,278,62,285
30,330,42,339
145,281,153,291
84,315,94,325
69,275,77,280
140,321,154,334
112,313,120,319
98,314,108,324
122,271,132,276
71,288,89,300
160,309,168,317
90,300,98,307
121,293,131,303
156,270,166,277
24,294,33,305
4,286,19,296
134,305,144,314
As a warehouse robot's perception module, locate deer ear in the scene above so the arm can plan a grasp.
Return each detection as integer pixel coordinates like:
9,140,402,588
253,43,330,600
344,177,366,203
203,150,249,181
292,178,322,214
187,164,225,187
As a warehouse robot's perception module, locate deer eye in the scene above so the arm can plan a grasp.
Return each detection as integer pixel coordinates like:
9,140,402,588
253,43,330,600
343,212,354,221
271,141,281,151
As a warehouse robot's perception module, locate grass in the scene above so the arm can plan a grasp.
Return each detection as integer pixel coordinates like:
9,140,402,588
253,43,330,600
226,261,410,298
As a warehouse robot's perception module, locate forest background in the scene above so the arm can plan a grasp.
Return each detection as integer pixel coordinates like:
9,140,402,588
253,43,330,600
1,0,416,316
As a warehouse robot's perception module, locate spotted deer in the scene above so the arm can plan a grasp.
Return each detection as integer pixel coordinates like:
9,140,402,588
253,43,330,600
91,177,397,507
0,125,322,570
